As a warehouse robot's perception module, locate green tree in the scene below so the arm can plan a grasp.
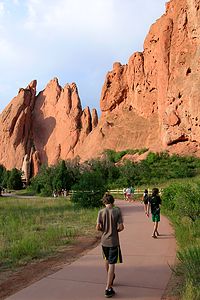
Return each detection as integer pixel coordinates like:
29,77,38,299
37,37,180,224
29,159,81,196
7,168,23,190
52,160,78,191
0,164,6,185
30,165,54,196
71,170,107,208
118,160,141,186
85,158,120,187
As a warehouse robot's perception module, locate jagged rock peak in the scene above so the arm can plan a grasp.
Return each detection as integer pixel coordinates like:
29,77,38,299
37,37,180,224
91,108,98,128
27,79,37,90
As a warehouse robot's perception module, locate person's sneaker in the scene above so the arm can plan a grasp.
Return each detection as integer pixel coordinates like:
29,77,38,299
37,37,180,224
105,287,115,298
152,234,157,238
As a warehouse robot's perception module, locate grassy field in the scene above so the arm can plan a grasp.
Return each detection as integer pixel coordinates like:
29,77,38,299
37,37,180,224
1,180,199,299
0,196,99,270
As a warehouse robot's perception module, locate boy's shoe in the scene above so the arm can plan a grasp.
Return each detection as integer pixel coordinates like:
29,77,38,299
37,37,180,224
152,234,157,238
105,287,115,298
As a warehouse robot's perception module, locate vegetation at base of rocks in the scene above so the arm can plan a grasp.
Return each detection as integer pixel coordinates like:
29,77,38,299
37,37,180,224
162,182,200,299
107,151,200,187
0,196,98,268
29,159,80,197
103,147,148,163
28,151,200,192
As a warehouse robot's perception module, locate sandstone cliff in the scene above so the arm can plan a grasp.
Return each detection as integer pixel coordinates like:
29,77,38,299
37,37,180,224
0,78,98,180
0,0,200,178
76,0,200,161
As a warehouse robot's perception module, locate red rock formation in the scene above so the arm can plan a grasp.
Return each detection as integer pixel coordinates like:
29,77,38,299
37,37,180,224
0,0,200,176
0,80,36,171
0,78,98,178
77,0,200,160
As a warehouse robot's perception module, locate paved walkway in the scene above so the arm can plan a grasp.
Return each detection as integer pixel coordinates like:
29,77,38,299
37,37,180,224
6,200,176,300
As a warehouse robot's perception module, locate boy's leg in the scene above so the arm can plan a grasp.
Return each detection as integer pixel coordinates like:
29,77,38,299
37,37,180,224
155,221,160,235
152,221,158,237
156,214,160,235
105,260,115,287
106,263,115,290
105,260,109,272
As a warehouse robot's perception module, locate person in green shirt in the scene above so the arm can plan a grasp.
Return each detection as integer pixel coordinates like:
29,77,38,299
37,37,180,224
147,188,162,238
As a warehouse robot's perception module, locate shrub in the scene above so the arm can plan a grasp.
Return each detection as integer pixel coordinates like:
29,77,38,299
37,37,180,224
162,183,200,221
118,160,141,186
29,160,80,196
0,164,6,185
7,168,23,190
30,165,54,196
103,149,127,163
103,148,149,164
162,183,183,211
71,170,107,208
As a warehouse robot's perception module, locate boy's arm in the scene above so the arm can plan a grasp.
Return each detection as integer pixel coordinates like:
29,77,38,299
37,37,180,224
147,202,150,216
96,223,102,231
117,223,124,232
96,211,103,231
117,208,124,232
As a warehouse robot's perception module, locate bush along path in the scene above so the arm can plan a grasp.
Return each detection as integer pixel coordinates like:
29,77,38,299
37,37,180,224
162,182,200,299
5,200,176,300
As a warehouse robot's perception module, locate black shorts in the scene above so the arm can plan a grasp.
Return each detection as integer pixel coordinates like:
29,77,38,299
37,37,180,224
102,246,123,264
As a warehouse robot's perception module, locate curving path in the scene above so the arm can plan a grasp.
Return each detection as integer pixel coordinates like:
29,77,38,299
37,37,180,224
6,200,176,300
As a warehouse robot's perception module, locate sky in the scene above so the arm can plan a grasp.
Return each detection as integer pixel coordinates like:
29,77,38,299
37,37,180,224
0,0,167,114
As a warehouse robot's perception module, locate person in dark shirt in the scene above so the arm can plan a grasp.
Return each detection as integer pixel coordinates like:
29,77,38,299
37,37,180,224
142,189,149,215
147,188,162,238
96,193,124,298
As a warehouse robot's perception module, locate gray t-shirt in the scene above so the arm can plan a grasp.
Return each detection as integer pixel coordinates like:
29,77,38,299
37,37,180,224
97,206,123,247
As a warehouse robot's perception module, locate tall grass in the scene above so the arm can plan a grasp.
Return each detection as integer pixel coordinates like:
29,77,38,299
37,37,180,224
0,197,98,269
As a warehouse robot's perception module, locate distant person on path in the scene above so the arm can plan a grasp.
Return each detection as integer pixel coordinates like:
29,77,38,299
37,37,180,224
147,188,162,238
123,187,127,200
96,193,124,298
130,186,135,202
143,189,149,215
125,187,132,201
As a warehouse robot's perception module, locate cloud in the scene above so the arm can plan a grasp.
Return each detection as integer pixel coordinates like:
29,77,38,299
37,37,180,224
0,0,167,112
12,0,20,4
24,0,115,41
0,1,5,16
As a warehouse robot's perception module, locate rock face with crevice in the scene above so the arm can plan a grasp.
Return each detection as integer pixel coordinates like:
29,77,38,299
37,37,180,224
0,0,200,178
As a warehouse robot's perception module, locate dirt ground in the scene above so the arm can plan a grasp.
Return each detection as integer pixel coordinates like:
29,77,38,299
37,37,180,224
0,235,100,300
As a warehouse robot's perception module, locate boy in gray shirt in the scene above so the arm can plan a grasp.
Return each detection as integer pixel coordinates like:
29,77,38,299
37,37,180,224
96,194,124,298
